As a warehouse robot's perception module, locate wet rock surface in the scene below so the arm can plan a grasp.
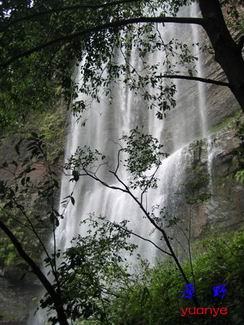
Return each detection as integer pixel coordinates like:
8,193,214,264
181,124,244,240
0,277,41,325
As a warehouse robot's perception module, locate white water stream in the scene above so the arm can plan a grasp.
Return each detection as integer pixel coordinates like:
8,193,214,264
29,3,211,324
56,3,208,257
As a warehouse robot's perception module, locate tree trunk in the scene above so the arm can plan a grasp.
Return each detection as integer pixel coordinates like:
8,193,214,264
0,218,68,325
199,0,244,110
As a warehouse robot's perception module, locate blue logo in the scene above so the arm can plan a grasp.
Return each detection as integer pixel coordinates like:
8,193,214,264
182,283,227,300
212,284,227,299
182,283,195,299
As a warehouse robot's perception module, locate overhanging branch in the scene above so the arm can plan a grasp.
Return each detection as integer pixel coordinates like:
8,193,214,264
157,74,230,87
1,0,142,32
0,16,206,69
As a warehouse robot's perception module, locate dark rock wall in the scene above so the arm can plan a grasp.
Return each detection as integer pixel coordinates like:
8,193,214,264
0,104,67,324
173,115,244,245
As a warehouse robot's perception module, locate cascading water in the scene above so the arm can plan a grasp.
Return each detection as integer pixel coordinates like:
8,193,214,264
29,4,212,324
57,4,209,256
190,3,219,219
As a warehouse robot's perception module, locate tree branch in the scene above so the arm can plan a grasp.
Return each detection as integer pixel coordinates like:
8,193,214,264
80,168,127,193
115,148,123,174
13,197,54,272
110,170,197,297
0,218,49,288
1,0,143,32
112,221,172,256
140,165,160,204
156,74,230,87
238,35,244,52
0,16,206,69
0,217,68,325
78,158,199,305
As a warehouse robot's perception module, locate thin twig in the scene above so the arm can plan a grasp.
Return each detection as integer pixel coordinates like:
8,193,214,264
111,221,172,256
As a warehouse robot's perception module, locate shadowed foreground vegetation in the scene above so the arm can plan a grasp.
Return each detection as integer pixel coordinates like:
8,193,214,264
76,228,244,325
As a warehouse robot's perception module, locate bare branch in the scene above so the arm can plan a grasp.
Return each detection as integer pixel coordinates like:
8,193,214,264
0,212,32,232
187,208,196,293
111,221,172,256
94,161,109,176
12,197,56,276
73,151,198,304
109,169,194,290
81,168,127,193
140,165,160,204
156,74,230,87
115,148,123,174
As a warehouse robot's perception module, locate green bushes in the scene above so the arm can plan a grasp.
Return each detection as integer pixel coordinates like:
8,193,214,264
101,229,244,324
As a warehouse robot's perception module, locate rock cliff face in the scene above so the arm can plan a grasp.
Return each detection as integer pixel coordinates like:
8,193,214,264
0,136,48,324
0,277,40,325
158,110,244,259
0,105,67,324
185,119,244,240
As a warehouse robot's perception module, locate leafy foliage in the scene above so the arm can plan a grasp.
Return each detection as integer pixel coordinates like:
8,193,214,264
40,215,137,324
65,128,167,192
184,164,210,204
0,0,198,128
221,0,244,34
105,229,244,325
121,128,167,189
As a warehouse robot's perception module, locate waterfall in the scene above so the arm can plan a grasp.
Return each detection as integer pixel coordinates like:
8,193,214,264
29,4,211,324
190,3,218,220
56,4,209,256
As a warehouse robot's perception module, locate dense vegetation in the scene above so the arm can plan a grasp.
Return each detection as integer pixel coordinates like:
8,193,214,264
1,0,244,131
111,228,244,325
72,228,244,325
